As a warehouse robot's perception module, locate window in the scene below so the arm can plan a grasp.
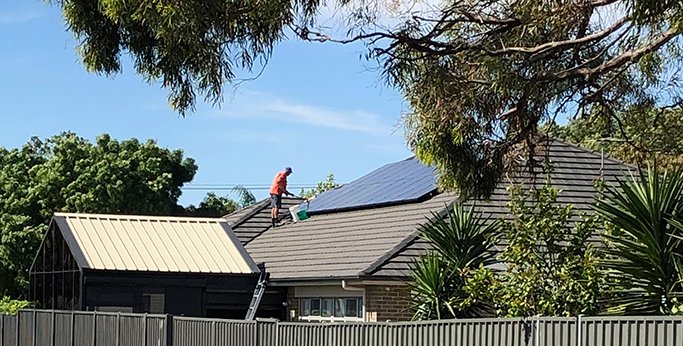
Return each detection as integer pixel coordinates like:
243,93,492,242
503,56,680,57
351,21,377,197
299,297,363,321
321,298,333,317
143,293,165,314
310,298,321,316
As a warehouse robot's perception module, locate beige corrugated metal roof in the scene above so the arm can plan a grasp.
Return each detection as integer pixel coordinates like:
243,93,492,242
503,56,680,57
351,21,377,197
53,212,259,274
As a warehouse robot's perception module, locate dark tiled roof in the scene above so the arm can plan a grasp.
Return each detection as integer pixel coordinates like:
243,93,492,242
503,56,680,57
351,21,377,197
233,139,635,282
223,197,306,245
245,193,457,281
367,139,634,278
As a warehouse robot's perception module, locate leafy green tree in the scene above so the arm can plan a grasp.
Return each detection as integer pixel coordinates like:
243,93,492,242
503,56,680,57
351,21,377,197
0,132,197,297
549,106,683,169
412,180,606,319
0,296,30,315
410,203,500,320
300,173,340,199
232,186,257,208
51,0,335,113
490,183,605,317
595,167,683,315
52,0,683,198
184,192,240,217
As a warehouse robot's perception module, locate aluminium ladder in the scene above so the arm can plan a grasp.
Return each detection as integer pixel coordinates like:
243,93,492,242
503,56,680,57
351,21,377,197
245,269,269,320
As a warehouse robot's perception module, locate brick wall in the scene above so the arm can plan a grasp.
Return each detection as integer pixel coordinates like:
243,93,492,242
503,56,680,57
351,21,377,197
364,285,414,322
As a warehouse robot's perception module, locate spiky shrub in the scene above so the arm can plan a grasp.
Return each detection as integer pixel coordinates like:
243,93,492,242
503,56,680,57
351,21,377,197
410,203,500,320
595,168,683,315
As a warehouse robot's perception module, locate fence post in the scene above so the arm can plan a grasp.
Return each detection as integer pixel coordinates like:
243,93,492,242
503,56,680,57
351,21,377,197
116,312,120,346
92,311,97,346
254,320,259,346
51,310,56,346
14,311,19,346
70,312,75,346
32,310,37,346
164,314,173,346
142,314,147,346
275,320,279,346
576,315,583,346
1,314,4,346
535,316,540,346
210,321,216,346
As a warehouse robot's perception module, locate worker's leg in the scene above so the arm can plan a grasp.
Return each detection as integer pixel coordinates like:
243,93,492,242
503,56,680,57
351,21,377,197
270,194,277,227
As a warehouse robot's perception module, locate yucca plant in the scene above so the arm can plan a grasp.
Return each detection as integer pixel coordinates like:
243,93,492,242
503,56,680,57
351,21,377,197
595,167,683,315
410,203,499,320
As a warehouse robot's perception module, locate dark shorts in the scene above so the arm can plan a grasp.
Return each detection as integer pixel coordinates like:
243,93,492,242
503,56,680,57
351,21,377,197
270,194,282,208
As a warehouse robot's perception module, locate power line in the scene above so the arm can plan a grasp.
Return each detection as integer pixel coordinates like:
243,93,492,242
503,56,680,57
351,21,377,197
182,186,318,191
185,184,318,187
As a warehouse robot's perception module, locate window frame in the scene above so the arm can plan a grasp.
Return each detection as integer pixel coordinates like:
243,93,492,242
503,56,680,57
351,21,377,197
298,297,364,322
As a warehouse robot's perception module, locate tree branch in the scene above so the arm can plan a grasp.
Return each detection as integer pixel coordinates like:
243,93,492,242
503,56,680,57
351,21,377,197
546,28,680,81
486,17,628,56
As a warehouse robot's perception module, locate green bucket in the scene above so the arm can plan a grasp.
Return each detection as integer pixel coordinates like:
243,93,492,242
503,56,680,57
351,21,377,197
297,209,308,220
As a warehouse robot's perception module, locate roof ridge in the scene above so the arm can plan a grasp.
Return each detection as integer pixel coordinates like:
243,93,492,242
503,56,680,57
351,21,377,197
53,212,226,222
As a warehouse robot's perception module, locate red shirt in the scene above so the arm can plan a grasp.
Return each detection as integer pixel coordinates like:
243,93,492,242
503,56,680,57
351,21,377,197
270,171,288,195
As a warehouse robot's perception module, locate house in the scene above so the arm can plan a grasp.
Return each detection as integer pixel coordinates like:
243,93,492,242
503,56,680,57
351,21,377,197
225,138,631,322
29,213,261,318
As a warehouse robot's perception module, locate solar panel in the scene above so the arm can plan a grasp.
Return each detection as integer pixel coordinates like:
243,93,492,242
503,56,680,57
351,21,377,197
305,156,438,214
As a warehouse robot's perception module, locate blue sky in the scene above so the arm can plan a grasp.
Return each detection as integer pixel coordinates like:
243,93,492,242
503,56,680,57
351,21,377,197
0,0,412,205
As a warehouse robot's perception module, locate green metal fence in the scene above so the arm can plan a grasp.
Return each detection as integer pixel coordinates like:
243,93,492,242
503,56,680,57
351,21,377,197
1,309,682,346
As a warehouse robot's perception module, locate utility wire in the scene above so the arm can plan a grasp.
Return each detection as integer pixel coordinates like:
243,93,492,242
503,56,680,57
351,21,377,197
182,186,318,191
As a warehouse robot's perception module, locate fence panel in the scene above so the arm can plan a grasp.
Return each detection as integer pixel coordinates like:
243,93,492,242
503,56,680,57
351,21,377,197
257,320,277,346
6,309,683,346
173,317,217,346
2,315,18,346
35,310,54,346
95,313,118,346
73,311,95,346
118,314,142,346
146,316,167,346
582,316,683,346
53,312,73,346
17,311,33,346
537,317,577,346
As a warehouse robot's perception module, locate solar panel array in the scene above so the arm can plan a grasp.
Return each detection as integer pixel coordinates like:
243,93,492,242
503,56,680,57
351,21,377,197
305,157,437,214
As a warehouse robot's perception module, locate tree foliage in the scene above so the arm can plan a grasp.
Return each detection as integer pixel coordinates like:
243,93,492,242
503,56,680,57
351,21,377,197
300,173,340,199
411,180,605,319
311,0,683,198
549,106,683,169
0,132,197,297
52,0,683,197
51,0,345,113
232,186,257,207
184,192,239,217
0,296,30,315
595,167,683,315
488,183,605,317
410,203,500,320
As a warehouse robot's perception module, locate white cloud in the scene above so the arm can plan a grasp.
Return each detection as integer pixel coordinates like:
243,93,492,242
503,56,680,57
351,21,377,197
216,91,393,134
0,9,45,25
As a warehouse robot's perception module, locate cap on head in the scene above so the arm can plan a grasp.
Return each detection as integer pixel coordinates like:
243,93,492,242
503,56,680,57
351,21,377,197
285,166,293,173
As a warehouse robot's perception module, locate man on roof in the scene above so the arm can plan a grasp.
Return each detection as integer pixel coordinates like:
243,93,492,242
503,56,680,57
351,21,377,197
270,166,294,227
